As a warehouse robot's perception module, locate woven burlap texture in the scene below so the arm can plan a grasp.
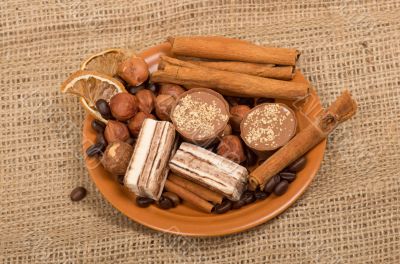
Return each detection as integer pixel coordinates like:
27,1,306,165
1,0,399,263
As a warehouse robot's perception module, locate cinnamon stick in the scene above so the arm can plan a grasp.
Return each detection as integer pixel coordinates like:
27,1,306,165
152,56,309,100
164,179,214,213
189,61,295,80
169,36,299,66
249,90,357,190
168,174,224,204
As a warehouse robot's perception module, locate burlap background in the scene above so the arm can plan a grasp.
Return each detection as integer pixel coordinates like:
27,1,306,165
1,0,399,263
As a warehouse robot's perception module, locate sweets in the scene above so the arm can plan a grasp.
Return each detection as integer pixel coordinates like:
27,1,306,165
169,142,248,201
241,103,297,152
249,91,357,190
171,88,229,145
124,119,176,200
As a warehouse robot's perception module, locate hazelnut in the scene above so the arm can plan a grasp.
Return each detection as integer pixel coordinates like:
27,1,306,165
128,112,156,137
101,141,133,175
221,124,232,137
117,56,149,86
159,83,185,99
230,105,251,131
135,89,155,113
104,120,130,143
109,93,138,121
155,94,175,121
217,135,246,164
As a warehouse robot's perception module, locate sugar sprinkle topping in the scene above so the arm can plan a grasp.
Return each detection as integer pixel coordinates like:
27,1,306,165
172,94,228,139
243,104,295,148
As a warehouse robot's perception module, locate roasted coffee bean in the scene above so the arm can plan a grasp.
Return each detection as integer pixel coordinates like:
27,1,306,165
162,192,181,206
157,196,174,209
225,96,239,106
231,199,246,210
113,75,128,86
86,143,104,157
128,84,145,95
91,119,106,133
264,175,281,193
238,97,254,107
242,191,256,204
125,137,136,146
117,175,124,185
279,172,296,182
287,156,307,172
70,187,87,201
255,97,274,105
136,196,154,208
243,147,257,167
96,99,113,120
254,190,268,200
274,180,289,196
213,200,232,214
96,132,107,147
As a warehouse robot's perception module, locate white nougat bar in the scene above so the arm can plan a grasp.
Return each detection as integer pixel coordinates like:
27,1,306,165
169,142,248,201
124,119,176,200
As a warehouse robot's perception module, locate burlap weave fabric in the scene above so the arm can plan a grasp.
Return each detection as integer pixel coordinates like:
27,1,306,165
1,0,399,263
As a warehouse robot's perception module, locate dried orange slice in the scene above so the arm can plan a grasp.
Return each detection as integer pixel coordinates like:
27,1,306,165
80,48,135,77
61,70,126,123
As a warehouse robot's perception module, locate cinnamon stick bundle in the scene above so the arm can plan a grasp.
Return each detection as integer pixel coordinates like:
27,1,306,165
189,61,295,80
164,179,214,213
169,36,299,66
152,56,309,100
168,174,223,204
249,90,357,190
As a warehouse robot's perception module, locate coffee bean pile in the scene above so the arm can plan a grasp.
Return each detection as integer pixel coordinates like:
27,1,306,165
135,192,181,209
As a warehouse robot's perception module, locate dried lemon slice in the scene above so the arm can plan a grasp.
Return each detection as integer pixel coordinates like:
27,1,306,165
80,48,135,77
61,70,126,123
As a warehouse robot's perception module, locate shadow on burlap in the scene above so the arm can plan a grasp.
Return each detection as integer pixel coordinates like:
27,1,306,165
1,0,399,263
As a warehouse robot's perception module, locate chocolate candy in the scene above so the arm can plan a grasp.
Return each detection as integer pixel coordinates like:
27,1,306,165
213,199,232,214
279,172,296,182
136,196,154,208
286,156,307,172
274,180,289,196
91,119,106,133
264,175,281,193
70,187,87,201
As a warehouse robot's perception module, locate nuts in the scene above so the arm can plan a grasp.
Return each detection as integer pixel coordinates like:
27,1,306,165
135,89,155,113
128,111,156,137
101,141,133,175
217,135,246,164
117,56,149,86
221,124,232,137
230,105,251,131
159,83,185,99
155,94,175,121
104,120,130,143
109,93,138,121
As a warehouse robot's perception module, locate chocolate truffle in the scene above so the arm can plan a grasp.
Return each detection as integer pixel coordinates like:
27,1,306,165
171,88,229,145
240,103,297,152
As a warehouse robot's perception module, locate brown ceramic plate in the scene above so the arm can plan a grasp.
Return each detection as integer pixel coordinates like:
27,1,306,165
82,42,326,237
